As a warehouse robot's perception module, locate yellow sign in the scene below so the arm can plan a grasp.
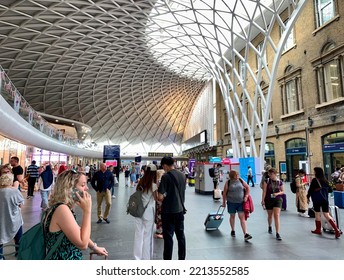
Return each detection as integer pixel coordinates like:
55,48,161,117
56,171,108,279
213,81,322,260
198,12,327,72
148,152,173,157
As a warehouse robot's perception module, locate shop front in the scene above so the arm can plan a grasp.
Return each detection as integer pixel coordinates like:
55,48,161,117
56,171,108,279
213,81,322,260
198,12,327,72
323,131,344,178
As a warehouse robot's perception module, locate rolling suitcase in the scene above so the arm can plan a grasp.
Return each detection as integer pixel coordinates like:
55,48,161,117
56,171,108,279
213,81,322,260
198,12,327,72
321,205,341,233
204,205,225,231
281,194,287,211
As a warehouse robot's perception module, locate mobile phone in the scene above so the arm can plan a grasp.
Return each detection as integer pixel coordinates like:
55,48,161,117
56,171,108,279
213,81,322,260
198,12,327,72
72,188,84,202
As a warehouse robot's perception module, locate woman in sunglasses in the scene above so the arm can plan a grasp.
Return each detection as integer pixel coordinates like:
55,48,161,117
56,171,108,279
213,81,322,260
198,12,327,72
44,169,108,259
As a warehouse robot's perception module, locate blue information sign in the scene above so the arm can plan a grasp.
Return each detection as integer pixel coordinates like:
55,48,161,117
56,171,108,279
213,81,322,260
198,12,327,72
323,143,344,153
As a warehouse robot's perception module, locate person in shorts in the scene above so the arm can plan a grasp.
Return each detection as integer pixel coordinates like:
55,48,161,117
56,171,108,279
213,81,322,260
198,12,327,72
261,168,284,240
222,170,252,241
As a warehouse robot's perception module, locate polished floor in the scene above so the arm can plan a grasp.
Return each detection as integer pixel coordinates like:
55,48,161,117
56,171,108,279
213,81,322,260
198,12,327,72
4,174,344,260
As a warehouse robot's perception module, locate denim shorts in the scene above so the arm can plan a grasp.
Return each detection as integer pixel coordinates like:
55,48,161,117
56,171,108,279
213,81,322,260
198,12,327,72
227,201,243,214
264,198,283,210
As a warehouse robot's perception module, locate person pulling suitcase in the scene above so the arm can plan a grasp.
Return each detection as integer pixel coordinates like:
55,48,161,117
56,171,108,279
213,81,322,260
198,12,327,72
307,167,341,239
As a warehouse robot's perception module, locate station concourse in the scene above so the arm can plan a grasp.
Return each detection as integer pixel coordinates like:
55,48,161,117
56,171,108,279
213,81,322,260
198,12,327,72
4,175,342,260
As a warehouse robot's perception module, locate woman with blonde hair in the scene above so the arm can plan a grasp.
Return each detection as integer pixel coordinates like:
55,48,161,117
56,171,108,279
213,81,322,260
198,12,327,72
0,170,24,259
222,170,252,241
44,169,108,259
261,168,284,240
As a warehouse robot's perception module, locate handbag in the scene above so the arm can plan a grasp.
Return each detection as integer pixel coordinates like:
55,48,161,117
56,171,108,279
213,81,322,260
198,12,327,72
214,187,222,199
166,172,187,214
316,179,329,201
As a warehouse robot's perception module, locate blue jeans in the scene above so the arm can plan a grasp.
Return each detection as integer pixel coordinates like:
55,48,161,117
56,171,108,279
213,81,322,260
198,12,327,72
40,190,50,209
161,212,186,260
0,226,23,260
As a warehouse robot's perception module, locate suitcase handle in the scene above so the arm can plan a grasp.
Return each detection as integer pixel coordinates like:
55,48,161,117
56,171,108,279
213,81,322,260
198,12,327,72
217,205,226,215
90,252,108,260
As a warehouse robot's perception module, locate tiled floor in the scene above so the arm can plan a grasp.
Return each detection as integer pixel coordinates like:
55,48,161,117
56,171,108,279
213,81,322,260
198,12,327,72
4,174,344,260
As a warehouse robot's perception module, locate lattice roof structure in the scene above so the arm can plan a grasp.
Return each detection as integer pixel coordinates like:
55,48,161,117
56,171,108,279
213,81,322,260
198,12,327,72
0,0,306,157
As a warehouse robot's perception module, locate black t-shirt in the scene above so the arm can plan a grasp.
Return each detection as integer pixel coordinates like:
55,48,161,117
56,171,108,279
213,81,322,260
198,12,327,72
159,169,186,214
12,165,24,182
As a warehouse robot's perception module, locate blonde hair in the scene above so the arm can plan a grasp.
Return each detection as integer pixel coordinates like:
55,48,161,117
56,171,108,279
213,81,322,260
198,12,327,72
49,170,85,208
268,167,277,174
0,173,14,187
229,170,238,180
157,169,165,181
0,164,11,175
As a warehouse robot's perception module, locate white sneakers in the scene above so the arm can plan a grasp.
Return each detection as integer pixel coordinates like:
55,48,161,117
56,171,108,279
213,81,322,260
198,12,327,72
298,212,309,218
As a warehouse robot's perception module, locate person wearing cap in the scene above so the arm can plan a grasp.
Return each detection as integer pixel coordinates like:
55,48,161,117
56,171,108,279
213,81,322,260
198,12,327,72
133,164,158,260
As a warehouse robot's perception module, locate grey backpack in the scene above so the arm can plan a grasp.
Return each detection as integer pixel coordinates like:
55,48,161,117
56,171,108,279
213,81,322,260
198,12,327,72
126,188,153,218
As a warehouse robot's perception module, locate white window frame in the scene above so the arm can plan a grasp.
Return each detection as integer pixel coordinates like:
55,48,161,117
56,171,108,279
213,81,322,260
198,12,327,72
256,41,267,69
314,43,344,104
280,19,295,52
278,66,303,116
315,0,336,27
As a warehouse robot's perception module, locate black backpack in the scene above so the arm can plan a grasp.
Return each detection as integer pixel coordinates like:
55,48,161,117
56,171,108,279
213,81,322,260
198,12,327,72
209,168,215,178
290,178,297,194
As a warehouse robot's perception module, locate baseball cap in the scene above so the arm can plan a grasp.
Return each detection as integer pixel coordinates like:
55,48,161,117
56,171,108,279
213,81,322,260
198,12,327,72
147,164,157,171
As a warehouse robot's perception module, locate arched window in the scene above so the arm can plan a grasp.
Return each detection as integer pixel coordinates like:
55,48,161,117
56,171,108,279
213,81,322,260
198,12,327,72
313,42,344,104
278,65,303,115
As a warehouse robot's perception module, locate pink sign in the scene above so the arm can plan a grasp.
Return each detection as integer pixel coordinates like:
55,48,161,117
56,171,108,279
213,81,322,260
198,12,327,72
105,160,117,167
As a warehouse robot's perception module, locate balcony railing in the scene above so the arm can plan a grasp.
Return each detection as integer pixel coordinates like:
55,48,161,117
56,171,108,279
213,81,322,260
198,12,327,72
0,65,97,151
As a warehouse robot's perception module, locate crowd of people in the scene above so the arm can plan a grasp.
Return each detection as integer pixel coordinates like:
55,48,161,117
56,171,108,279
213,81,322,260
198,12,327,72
0,156,187,260
0,156,341,261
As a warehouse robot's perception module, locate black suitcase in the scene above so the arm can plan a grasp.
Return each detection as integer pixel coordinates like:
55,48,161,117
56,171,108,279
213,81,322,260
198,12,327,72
204,205,225,231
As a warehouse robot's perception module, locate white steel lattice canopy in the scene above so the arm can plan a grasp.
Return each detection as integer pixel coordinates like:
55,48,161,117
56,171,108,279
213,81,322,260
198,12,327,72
0,0,306,157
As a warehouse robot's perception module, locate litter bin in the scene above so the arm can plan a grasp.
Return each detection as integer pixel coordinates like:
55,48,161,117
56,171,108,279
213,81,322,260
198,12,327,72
188,176,195,187
333,191,344,208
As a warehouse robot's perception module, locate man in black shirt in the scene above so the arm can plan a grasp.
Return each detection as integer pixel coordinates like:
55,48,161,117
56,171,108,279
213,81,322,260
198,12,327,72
10,156,24,192
91,163,114,224
157,156,186,260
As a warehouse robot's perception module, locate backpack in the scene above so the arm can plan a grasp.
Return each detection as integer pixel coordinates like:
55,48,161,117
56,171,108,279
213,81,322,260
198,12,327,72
209,168,215,178
126,188,152,218
290,178,297,194
17,206,64,260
